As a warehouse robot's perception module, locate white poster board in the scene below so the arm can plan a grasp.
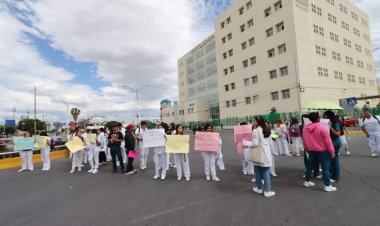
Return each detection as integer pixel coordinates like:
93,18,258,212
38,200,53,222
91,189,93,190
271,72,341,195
142,129,166,148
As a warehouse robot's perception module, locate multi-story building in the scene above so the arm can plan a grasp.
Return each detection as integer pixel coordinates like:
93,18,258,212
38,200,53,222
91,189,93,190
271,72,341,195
216,0,376,123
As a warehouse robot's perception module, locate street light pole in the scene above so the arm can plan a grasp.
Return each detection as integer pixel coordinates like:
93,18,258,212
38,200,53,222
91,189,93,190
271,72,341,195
121,84,149,125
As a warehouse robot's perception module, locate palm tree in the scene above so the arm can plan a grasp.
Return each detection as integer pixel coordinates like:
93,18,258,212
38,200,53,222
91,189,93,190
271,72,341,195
70,108,81,123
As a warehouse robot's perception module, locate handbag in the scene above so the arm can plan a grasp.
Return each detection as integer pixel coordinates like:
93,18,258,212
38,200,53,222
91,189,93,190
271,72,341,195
247,132,265,165
128,150,138,158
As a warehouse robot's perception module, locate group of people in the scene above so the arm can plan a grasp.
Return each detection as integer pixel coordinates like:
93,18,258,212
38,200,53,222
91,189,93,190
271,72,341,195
16,108,380,199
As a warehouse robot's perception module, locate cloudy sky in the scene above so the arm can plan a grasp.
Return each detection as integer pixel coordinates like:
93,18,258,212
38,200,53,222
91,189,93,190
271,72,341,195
0,0,378,124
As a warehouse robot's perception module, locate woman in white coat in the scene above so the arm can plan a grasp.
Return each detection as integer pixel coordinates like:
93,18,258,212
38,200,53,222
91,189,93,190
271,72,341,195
245,116,276,198
275,119,291,156
174,124,191,181
200,123,221,182
87,129,99,173
39,132,51,171
153,124,167,180
18,132,34,172
70,129,86,173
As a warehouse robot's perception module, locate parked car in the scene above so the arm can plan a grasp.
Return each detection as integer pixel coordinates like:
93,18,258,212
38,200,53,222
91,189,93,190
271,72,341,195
343,116,357,127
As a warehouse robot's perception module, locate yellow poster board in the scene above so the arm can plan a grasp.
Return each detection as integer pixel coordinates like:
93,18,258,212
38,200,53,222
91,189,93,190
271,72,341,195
165,135,190,153
87,134,97,144
65,137,86,153
35,136,48,149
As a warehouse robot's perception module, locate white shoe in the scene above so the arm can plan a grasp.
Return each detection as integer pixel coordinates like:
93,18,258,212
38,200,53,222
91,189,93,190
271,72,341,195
303,181,315,187
70,169,75,173
81,164,85,167
370,153,377,157
324,185,337,192
18,169,26,173
296,153,301,157
270,173,277,177
185,177,190,181
78,168,81,172
252,187,263,194
264,191,276,197
153,175,160,180
29,169,34,171
251,178,256,183
88,169,94,173
346,151,351,155
161,176,166,180
206,175,211,181
212,176,221,182
286,154,292,156
92,169,98,174
177,177,182,181
316,175,323,179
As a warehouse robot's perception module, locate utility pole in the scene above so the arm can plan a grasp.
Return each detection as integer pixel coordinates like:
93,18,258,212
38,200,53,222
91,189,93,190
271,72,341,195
34,86,37,135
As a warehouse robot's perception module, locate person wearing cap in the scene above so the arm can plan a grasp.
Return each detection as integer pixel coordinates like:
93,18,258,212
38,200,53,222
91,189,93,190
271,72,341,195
124,124,137,175
359,109,380,157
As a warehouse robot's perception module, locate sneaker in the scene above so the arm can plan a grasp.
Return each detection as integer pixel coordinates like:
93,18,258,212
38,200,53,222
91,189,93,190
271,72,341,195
92,169,98,174
303,181,315,187
346,151,351,155
153,175,160,180
370,153,377,157
296,153,302,157
18,169,26,173
29,169,34,171
324,185,337,192
70,169,75,173
161,176,166,180
206,175,211,181
270,173,277,177
185,177,190,181
212,176,221,182
264,191,276,197
286,154,292,156
330,179,336,183
177,177,182,181
252,187,263,194
316,175,323,179
78,168,81,172
140,166,147,170
125,170,137,175
251,178,256,183
88,169,94,173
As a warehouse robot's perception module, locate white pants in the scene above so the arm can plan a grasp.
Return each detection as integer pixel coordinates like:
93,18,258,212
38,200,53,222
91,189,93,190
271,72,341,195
242,151,254,175
277,137,290,155
165,153,175,170
121,146,127,163
270,155,276,175
19,150,33,170
106,147,112,161
201,152,217,176
340,135,349,152
83,149,88,164
72,150,83,170
139,146,150,169
368,134,380,153
88,144,99,170
174,153,190,178
154,153,167,177
291,137,301,155
41,147,51,170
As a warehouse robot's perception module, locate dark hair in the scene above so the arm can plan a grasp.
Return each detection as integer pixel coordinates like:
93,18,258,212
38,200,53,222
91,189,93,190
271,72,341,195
324,110,337,124
291,118,299,124
99,128,105,132
239,122,248,125
91,129,97,133
118,123,123,127
308,112,320,123
203,123,213,131
40,132,48,136
140,121,147,126
170,123,176,131
254,116,271,138
277,119,283,124
175,124,184,135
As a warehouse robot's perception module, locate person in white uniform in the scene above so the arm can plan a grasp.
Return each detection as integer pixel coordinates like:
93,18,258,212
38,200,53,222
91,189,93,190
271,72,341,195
173,125,191,181
275,119,291,156
360,109,380,157
199,123,221,182
18,132,34,172
87,129,99,173
82,129,89,165
153,124,167,180
39,132,51,171
136,121,149,170
119,123,127,164
70,129,86,173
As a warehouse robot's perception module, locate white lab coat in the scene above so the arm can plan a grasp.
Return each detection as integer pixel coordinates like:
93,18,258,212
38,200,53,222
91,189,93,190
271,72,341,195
249,127,272,167
41,137,51,170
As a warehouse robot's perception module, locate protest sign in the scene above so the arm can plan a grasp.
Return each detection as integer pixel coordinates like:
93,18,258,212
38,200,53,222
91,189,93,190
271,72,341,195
14,137,35,151
194,132,220,152
35,136,48,149
65,137,86,153
142,129,166,148
165,135,190,153
233,125,252,153
87,134,97,144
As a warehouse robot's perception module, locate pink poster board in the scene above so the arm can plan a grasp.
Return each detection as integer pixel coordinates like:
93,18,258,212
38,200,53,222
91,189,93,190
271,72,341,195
233,125,253,153
194,132,220,152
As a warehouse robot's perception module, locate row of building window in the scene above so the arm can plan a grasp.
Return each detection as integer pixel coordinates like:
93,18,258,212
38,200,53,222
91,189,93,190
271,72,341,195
268,44,286,58
271,89,290,101
240,18,254,32
242,56,256,68
264,1,282,17
318,67,375,85
266,21,285,37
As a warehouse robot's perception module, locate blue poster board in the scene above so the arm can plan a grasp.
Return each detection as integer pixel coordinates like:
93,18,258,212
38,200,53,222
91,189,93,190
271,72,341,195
14,137,35,151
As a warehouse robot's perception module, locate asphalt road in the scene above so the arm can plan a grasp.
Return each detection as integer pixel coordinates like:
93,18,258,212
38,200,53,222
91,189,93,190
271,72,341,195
0,132,379,226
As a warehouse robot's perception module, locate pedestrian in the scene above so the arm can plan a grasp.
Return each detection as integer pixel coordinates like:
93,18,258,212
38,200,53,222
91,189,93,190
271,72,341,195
70,129,86,173
245,116,276,198
136,121,149,170
275,119,291,156
324,110,342,183
124,124,137,175
174,124,191,181
199,123,221,182
97,128,107,165
39,132,51,171
302,112,337,192
338,116,351,155
153,124,167,180
82,129,89,165
166,122,176,169
108,125,124,173
119,123,127,164
359,109,380,157
240,122,254,176
289,118,302,156
87,129,99,174
18,132,34,172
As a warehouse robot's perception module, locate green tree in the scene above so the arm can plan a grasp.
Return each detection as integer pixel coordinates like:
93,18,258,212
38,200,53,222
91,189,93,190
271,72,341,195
17,119,46,133
105,121,121,130
2,126,17,135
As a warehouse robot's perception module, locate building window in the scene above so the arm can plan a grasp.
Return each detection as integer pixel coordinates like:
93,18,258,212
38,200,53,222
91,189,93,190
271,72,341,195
347,74,355,83
326,0,335,6
276,22,284,32
328,13,337,24
222,37,226,44
241,42,247,50
244,78,250,86
278,44,286,54
323,68,328,77
280,66,288,76
246,1,252,9
353,27,360,37
224,68,228,75
247,19,254,27
226,17,231,24
271,91,279,101
329,32,339,42
264,7,271,17
231,82,236,90
351,12,358,21
269,70,277,79
222,52,227,59
274,1,282,11
341,21,349,31
228,49,233,56
220,22,225,29
345,56,353,65
250,56,256,65
243,60,249,68
229,66,234,73
251,75,258,84
317,67,323,76
355,44,362,52
252,95,259,103
240,24,246,32
359,77,366,85
266,28,273,37
313,24,324,36
282,89,290,99
268,48,275,58
232,99,237,107
226,101,230,108
311,4,322,16
245,97,251,105
361,18,368,27
249,37,255,46
227,33,232,40
332,51,341,61
315,45,326,56
344,39,352,48
357,60,364,68
239,7,244,15
339,4,347,14
334,71,343,80
225,84,229,91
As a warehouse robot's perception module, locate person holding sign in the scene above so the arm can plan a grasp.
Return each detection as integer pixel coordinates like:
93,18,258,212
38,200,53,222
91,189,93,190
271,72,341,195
197,123,221,182
87,129,99,174
173,125,191,181
70,130,86,173
153,124,167,180
135,121,149,170
15,132,35,172
38,132,51,171
108,125,125,174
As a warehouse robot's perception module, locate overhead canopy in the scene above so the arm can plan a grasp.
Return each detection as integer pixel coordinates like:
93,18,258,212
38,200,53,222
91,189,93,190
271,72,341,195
303,101,343,110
